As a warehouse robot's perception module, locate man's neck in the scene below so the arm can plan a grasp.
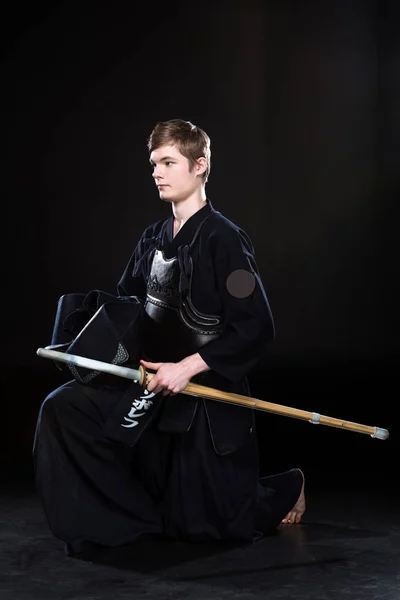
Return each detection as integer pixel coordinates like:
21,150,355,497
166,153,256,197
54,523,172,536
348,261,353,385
172,191,207,226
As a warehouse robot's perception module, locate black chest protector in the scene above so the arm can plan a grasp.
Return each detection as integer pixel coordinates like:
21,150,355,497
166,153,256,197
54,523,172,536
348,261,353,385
142,211,222,363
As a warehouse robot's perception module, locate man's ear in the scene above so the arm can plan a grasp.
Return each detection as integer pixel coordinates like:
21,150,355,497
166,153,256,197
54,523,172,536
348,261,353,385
196,157,207,176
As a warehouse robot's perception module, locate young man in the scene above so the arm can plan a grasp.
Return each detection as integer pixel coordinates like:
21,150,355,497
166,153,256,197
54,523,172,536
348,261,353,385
33,119,305,555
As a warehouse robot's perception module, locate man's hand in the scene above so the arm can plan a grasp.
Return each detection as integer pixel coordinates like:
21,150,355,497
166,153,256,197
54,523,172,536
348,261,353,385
140,360,189,396
140,353,210,396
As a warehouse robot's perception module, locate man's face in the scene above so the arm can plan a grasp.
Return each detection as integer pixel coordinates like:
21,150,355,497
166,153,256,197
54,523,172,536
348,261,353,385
150,144,201,203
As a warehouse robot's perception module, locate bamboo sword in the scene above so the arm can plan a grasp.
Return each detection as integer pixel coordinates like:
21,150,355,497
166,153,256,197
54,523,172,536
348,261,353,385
36,347,389,440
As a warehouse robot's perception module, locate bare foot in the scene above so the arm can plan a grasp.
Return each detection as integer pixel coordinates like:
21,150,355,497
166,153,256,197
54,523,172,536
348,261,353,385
281,469,306,524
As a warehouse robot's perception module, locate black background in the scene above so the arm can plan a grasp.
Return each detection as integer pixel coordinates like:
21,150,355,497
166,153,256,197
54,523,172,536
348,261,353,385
3,0,399,487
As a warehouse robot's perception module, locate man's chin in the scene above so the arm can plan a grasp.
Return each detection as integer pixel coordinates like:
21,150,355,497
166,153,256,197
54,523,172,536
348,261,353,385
159,191,177,203
159,194,173,203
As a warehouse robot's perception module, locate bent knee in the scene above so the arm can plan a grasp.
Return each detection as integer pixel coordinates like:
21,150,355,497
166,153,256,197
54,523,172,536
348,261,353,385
41,382,79,415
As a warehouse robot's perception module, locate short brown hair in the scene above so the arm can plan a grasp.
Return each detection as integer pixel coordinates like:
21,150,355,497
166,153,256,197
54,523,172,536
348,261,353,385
147,119,211,183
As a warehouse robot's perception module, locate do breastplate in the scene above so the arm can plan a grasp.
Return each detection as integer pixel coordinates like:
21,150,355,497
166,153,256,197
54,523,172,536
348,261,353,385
142,212,222,363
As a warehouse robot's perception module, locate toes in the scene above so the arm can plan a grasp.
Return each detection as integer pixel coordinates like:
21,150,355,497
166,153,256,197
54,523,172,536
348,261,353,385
282,510,303,525
282,512,293,524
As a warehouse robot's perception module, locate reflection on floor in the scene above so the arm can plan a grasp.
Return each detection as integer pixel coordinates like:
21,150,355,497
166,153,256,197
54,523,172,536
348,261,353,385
1,475,399,600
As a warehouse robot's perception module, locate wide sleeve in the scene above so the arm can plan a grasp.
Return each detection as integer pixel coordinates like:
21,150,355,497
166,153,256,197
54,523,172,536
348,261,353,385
197,226,275,383
117,227,158,301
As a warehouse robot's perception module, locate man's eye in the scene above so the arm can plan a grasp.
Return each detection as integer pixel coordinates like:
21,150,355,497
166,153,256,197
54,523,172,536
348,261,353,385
165,161,173,166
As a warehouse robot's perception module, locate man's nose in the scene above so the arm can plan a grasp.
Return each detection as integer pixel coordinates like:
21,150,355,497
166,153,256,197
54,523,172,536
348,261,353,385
152,165,163,179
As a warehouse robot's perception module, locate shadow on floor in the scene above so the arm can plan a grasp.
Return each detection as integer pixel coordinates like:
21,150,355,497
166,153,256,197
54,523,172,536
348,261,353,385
1,482,399,600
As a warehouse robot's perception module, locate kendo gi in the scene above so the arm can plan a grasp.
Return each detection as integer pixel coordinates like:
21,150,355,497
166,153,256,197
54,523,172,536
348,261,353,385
33,199,303,555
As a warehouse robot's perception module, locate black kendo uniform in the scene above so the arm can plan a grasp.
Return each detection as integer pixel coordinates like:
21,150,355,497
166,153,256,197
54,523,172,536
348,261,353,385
33,199,303,555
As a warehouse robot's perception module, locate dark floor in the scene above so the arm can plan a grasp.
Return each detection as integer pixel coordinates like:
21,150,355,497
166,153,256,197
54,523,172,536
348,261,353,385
1,472,400,600
2,363,398,599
